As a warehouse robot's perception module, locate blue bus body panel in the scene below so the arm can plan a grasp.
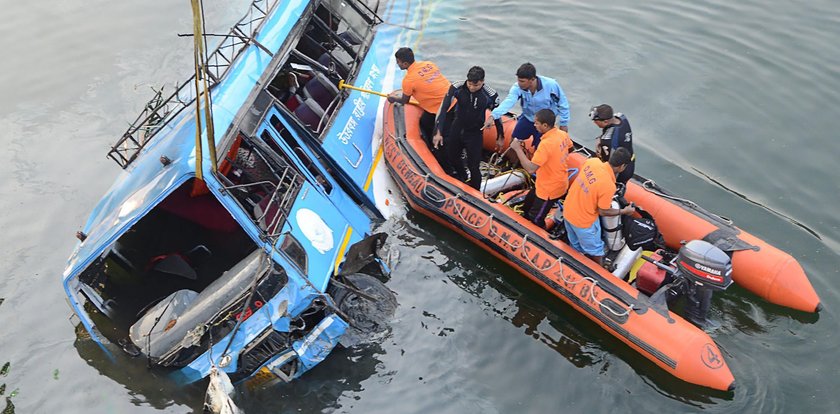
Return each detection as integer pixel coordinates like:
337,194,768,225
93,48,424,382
62,0,423,381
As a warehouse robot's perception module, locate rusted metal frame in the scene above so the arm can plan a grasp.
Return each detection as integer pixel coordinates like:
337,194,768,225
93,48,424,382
107,0,280,169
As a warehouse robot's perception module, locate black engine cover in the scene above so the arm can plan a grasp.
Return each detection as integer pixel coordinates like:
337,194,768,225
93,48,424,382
676,240,733,291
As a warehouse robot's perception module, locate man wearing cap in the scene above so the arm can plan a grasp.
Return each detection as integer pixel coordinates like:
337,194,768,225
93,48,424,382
483,63,570,153
388,47,453,170
563,147,636,266
432,66,504,190
509,109,573,229
590,104,635,185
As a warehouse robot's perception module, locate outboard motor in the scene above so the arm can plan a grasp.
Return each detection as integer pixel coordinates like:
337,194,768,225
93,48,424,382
675,240,733,327
638,240,733,328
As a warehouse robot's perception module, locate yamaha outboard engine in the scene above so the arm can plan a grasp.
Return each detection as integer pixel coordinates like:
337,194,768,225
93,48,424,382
638,240,733,329
675,240,733,327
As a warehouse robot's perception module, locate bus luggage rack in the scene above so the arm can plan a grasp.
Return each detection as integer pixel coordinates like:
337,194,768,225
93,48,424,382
106,0,280,169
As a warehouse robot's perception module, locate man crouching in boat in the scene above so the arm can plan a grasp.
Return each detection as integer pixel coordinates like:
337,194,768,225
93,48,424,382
508,109,573,229
563,147,636,266
388,47,453,172
432,66,504,190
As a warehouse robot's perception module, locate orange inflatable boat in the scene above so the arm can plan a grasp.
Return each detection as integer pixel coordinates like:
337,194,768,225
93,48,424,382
383,102,820,390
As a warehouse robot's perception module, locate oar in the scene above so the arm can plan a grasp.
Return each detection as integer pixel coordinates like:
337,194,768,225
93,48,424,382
338,80,420,106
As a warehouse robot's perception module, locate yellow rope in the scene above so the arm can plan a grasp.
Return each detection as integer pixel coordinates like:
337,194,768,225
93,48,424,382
190,0,218,178
191,0,204,180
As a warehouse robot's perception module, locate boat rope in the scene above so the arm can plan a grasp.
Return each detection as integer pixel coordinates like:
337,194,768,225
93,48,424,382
392,127,633,317
388,135,462,206
486,225,527,250
389,122,634,317
419,174,447,202
507,237,635,317
450,197,495,229
551,257,634,317
641,179,733,225
524,253,562,272
573,146,590,155
486,153,504,170
511,237,634,317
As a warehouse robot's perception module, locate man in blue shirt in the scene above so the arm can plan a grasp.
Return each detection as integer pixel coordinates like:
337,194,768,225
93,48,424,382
483,63,570,151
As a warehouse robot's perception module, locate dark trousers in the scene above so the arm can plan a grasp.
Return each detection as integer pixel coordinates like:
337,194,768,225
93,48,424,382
446,130,483,189
419,110,453,173
523,188,558,229
512,115,544,147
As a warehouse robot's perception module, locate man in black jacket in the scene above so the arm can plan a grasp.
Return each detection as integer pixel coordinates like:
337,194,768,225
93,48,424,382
590,103,635,185
433,66,504,189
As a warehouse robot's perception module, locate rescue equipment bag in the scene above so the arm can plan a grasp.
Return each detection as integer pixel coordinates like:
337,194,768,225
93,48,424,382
622,207,663,251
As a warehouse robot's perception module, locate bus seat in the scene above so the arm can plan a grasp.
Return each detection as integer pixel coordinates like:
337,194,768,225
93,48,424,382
293,98,325,133
303,72,339,111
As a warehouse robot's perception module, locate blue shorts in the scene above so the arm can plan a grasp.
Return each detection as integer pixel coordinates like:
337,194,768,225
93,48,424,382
564,219,605,257
512,115,544,148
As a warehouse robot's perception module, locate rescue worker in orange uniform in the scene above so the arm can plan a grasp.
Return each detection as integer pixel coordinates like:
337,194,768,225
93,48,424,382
509,109,573,229
387,47,453,171
563,147,635,265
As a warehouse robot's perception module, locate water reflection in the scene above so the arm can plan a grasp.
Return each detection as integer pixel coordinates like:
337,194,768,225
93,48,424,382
73,332,205,411
239,345,384,412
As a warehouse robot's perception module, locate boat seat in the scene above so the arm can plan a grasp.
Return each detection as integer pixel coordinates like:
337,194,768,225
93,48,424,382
129,250,266,360
294,97,326,133
303,72,339,112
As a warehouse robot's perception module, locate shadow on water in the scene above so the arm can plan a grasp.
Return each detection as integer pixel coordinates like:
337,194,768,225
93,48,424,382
73,296,387,414
404,212,735,405
716,284,820,335
74,325,385,413
238,344,384,412
73,330,206,411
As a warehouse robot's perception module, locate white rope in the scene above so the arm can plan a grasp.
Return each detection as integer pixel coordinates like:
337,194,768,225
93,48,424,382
452,201,495,230
487,224,527,250
389,124,632,317
547,256,634,317
421,175,454,203
393,149,456,204
641,179,733,225
523,253,561,272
